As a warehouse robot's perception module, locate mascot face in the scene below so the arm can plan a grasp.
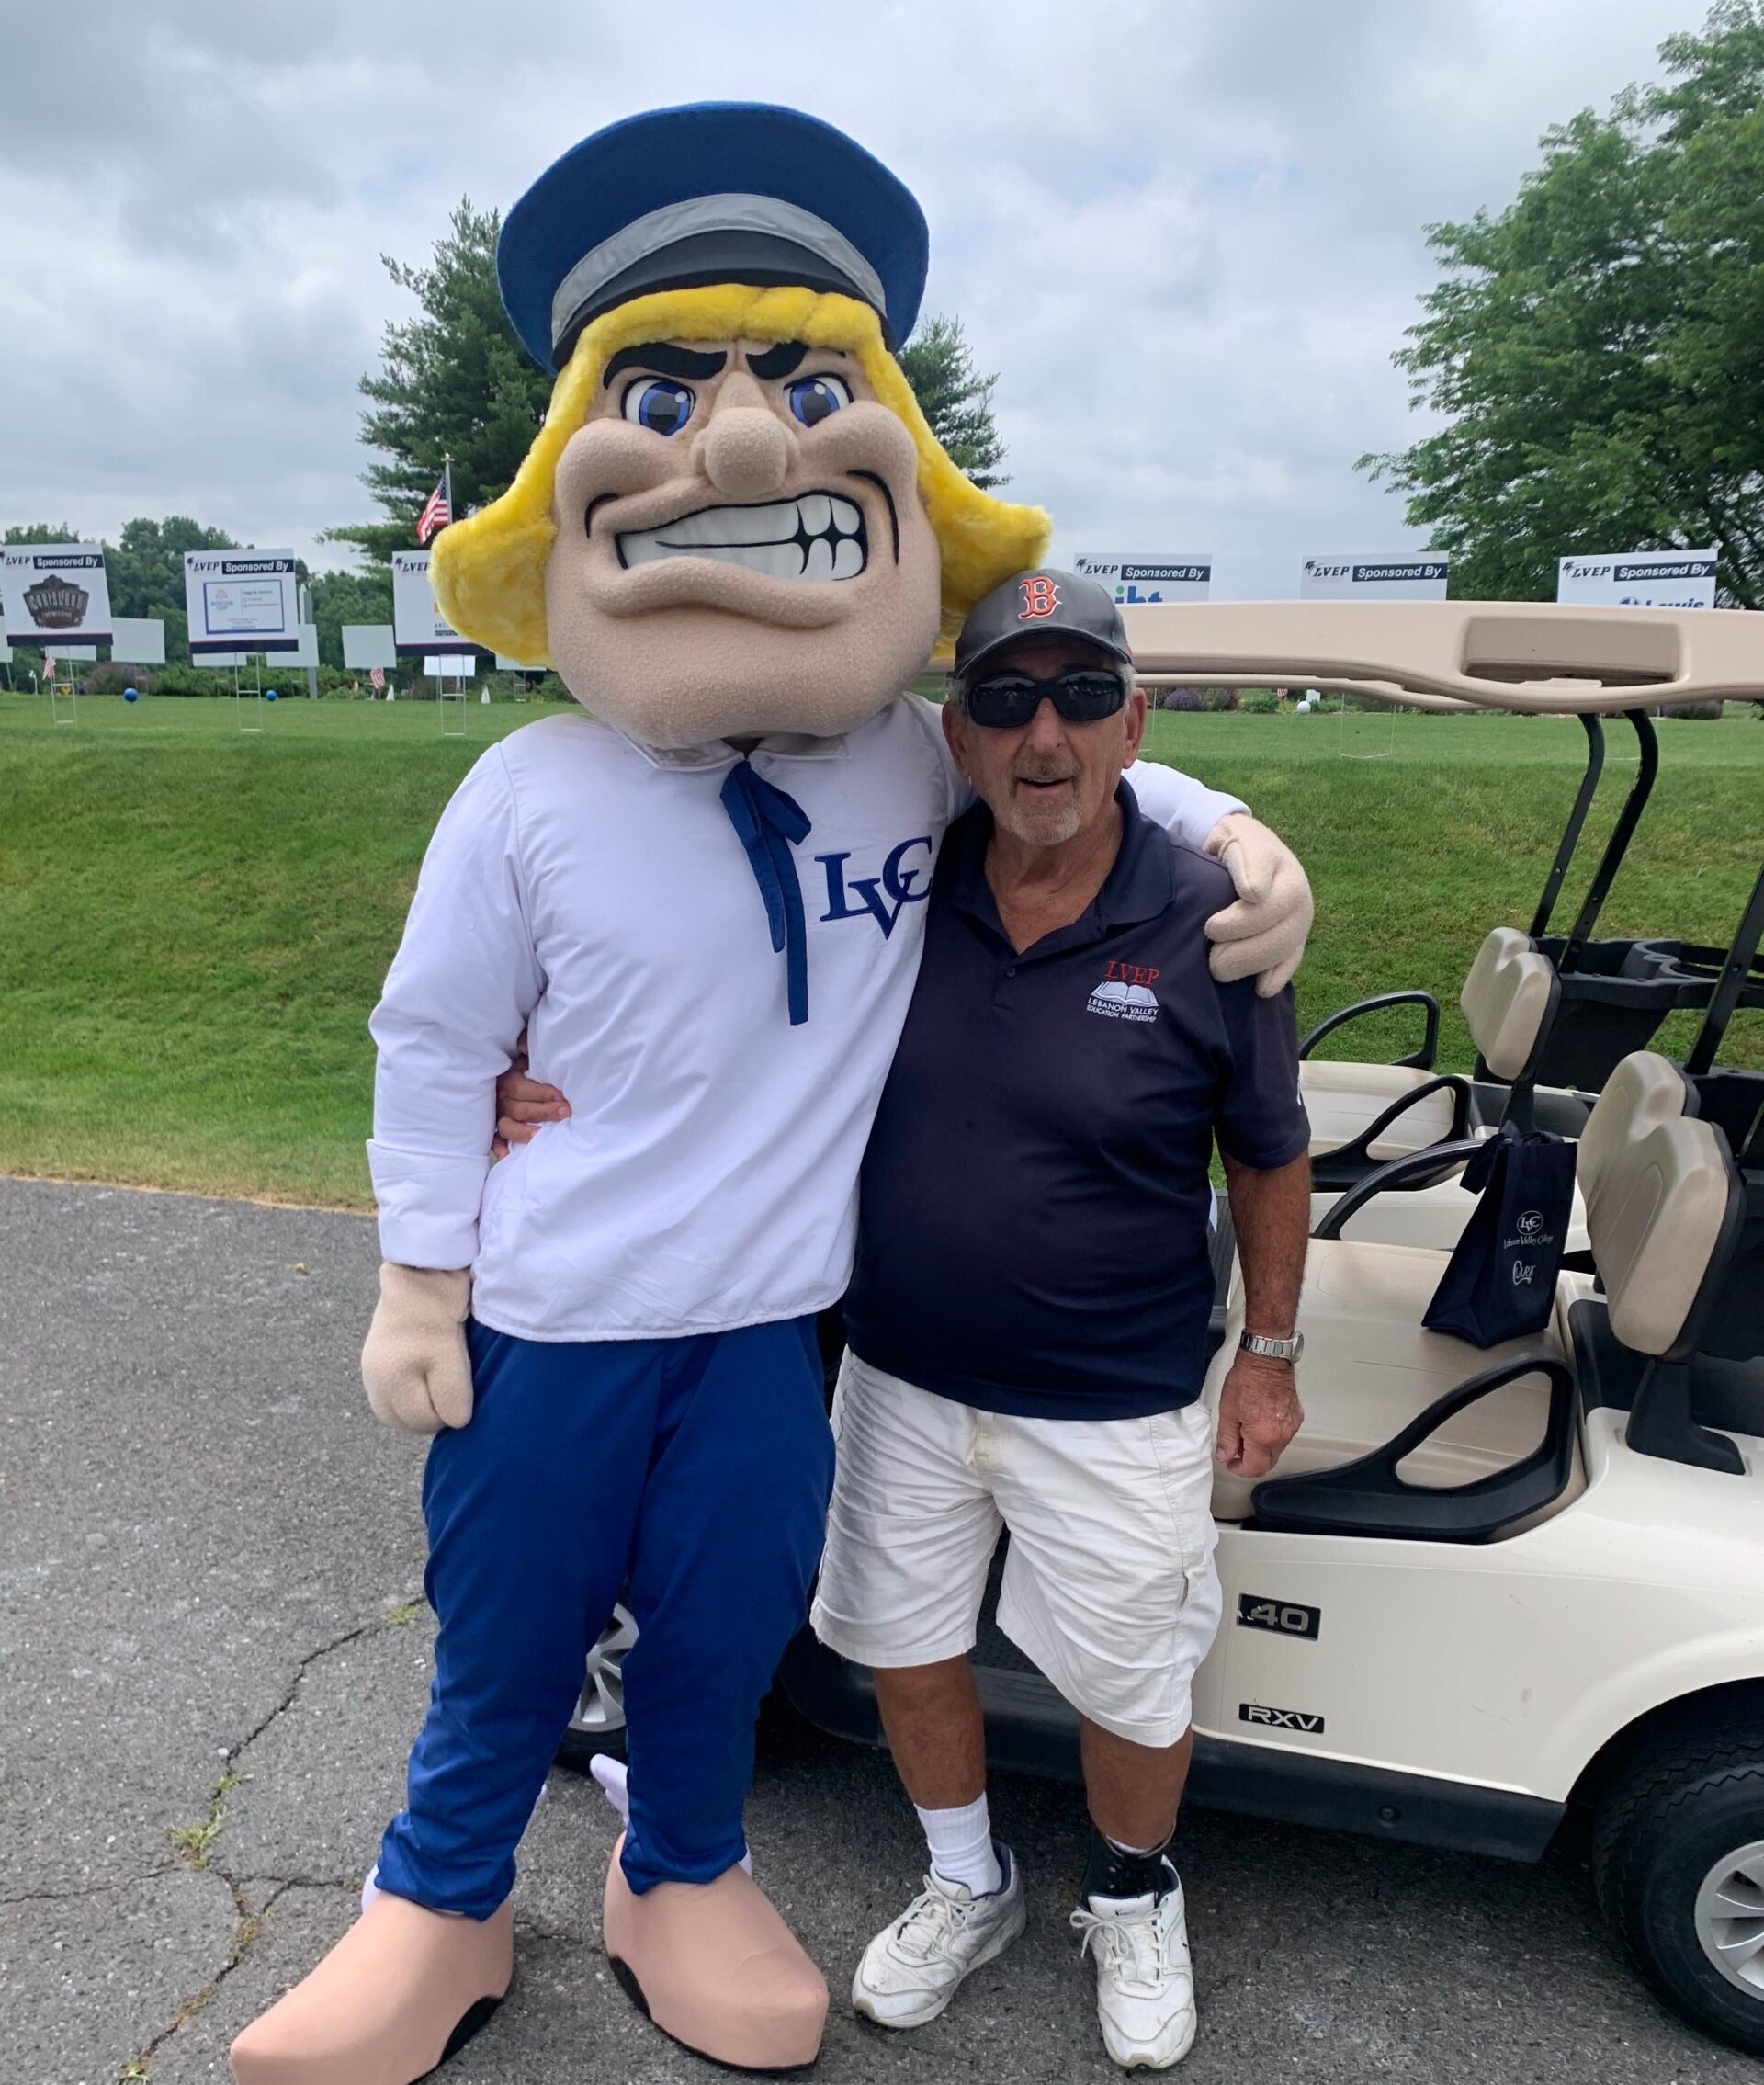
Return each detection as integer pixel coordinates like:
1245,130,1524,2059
544,334,942,746
430,108,1050,751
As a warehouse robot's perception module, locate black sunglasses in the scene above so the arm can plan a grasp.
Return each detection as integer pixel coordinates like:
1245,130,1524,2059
957,667,1130,731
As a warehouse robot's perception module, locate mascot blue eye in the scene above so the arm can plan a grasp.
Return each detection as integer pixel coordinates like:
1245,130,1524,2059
623,379,695,435
786,374,852,426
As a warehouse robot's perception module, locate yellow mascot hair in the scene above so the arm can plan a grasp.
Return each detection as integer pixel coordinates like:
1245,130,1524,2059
432,283,1049,667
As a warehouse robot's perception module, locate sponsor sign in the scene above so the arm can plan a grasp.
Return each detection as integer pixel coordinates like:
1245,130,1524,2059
3,542,113,645
1555,549,1716,609
341,623,398,671
1074,551,1212,605
184,550,300,654
110,618,167,665
393,549,485,656
423,652,479,677
1300,553,1448,600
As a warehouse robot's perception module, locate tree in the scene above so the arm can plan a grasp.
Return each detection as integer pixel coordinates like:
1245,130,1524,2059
308,566,393,671
107,516,237,663
333,204,1011,560
899,315,1008,487
1362,0,1764,606
4,522,78,545
329,200,552,570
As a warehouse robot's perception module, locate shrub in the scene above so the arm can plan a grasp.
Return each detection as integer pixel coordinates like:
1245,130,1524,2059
1661,700,1724,720
81,662,158,697
1238,687,1280,715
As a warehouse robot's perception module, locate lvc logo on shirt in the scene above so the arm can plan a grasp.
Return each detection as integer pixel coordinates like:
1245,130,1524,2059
814,836,933,939
1088,959,1160,1023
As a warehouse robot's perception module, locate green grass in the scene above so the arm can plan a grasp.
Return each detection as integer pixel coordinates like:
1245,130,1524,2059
2,691,1759,1207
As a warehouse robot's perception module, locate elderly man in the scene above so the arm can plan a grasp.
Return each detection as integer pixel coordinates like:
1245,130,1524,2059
497,569,1310,2070
811,569,1310,2069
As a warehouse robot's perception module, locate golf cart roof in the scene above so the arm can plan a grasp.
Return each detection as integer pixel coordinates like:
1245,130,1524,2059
1123,600,1764,713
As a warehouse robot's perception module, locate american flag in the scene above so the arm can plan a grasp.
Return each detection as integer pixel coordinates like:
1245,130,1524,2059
369,665,385,693
43,653,55,676
416,465,452,546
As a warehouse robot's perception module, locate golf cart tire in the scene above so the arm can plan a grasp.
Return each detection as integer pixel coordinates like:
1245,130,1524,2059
555,1720,628,1774
1593,1717,1764,2056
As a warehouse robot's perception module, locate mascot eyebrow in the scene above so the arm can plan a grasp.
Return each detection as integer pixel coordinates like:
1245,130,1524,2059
602,343,729,386
601,340,841,389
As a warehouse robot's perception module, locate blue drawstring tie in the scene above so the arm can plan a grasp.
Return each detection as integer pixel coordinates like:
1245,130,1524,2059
719,762,814,1026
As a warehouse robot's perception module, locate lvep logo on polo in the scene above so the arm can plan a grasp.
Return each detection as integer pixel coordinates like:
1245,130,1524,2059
1087,959,1160,1023
815,836,933,939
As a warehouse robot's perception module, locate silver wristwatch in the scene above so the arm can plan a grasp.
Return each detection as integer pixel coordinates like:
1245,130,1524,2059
1239,1330,1304,1364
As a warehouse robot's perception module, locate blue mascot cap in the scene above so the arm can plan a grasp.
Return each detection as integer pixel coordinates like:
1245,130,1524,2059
499,101,930,374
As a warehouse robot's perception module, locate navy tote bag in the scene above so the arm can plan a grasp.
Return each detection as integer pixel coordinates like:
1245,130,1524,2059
1422,1123,1577,1347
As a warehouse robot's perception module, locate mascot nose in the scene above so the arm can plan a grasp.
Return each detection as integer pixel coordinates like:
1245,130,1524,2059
696,389,795,502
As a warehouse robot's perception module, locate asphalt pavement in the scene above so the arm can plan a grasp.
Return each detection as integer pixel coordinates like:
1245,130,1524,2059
4,1175,1761,2085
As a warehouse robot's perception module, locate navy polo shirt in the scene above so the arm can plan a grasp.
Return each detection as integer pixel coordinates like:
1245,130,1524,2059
844,780,1310,1421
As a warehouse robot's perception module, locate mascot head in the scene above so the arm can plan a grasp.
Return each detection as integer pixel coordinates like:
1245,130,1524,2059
434,103,1048,747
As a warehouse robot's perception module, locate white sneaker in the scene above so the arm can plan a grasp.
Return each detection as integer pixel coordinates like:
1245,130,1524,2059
853,1846,1026,2027
1070,1864,1196,2069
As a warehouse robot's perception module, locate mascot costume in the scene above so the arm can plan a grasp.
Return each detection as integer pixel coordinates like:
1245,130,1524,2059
232,102,1312,2082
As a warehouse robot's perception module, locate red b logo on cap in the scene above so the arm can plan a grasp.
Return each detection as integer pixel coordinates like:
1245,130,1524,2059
1018,574,1059,620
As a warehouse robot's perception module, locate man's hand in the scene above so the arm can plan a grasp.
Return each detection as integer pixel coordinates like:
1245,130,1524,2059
1203,812,1314,997
492,1028,571,1158
1215,1352,1303,1479
361,1263,474,1434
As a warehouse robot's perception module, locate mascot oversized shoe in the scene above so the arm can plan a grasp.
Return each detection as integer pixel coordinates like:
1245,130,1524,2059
604,1835,828,2070
228,1892,512,2084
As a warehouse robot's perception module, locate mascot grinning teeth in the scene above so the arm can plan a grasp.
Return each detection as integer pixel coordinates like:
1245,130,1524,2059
231,101,1314,2084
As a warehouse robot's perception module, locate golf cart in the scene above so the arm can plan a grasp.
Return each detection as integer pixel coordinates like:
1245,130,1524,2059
567,602,1764,2057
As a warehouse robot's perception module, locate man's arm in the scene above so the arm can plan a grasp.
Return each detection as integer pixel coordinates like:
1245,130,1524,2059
1211,959,1313,1476
1216,1151,1310,1478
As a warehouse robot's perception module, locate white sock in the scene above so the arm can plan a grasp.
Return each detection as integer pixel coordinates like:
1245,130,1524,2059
590,1753,752,1876
916,1793,1001,1898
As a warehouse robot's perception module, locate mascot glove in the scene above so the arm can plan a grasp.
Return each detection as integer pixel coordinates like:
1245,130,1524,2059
361,1263,474,1434
1204,812,1315,998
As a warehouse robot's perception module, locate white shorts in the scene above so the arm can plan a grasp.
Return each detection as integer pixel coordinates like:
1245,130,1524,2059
810,1351,1223,1748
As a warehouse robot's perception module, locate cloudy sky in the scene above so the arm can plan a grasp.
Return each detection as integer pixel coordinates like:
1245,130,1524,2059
0,0,1702,596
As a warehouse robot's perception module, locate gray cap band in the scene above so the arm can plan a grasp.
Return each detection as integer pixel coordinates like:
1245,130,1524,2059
548,191,890,352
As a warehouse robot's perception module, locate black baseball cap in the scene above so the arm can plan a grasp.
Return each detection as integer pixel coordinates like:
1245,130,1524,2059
951,568,1133,687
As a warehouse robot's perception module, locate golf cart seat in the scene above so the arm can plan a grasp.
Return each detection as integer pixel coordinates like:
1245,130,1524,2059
1206,1050,1745,1535
1305,928,1562,1176
1203,1240,1581,1527
1304,930,1598,1251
